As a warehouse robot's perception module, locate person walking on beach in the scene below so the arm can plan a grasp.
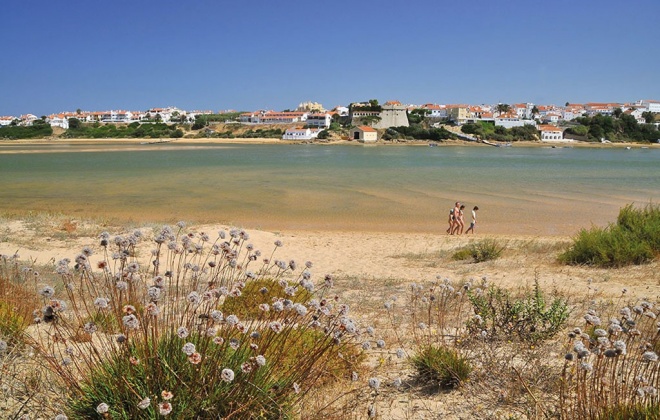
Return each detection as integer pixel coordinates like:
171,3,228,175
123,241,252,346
449,201,460,234
465,206,479,234
446,204,456,234
455,204,466,235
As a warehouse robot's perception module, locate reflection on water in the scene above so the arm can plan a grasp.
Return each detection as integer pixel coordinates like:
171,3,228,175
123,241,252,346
0,143,658,235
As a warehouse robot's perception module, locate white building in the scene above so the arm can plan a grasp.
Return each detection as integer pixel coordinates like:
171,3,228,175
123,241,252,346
539,125,565,141
19,114,38,126
101,110,133,123
282,127,321,140
350,126,378,143
513,103,534,119
421,104,448,118
0,116,15,126
305,113,331,128
495,112,537,129
638,100,660,113
47,114,69,129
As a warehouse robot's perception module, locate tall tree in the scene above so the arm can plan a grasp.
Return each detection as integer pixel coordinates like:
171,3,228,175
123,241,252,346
642,111,656,124
496,103,511,114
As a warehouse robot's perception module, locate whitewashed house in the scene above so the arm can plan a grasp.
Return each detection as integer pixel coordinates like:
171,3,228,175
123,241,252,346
47,114,69,129
421,104,448,118
19,114,38,126
282,127,321,140
305,113,331,128
0,116,15,126
539,125,565,141
638,99,660,113
495,112,536,129
350,126,378,143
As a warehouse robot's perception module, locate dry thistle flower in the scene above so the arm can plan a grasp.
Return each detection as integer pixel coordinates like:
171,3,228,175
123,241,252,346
225,314,239,326
376,339,386,349
293,303,307,316
96,403,109,414
229,338,240,350
221,368,235,382
158,402,173,416
122,314,139,330
54,415,68,420
161,390,173,400
642,351,659,362
94,297,110,309
137,397,150,409
145,302,160,316
187,291,201,305
182,343,196,356
368,377,381,390
177,327,189,339
255,355,266,367
147,286,161,301
39,285,55,299
188,352,202,364
396,348,405,359
213,336,224,345
0,341,7,353
83,322,97,334
362,342,371,350
594,329,608,337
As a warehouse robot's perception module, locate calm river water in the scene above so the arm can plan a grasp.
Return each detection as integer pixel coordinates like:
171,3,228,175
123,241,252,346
0,142,658,235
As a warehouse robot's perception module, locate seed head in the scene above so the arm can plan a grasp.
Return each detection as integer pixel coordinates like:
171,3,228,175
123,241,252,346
221,368,235,382
158,402,173,416
137,397,150,409
96,403,109,414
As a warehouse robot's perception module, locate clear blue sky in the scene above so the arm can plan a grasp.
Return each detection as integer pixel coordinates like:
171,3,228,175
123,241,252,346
2,0,659,116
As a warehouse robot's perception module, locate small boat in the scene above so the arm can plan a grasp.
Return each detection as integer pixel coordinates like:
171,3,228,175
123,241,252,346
429,143,438,147
625,146,631,150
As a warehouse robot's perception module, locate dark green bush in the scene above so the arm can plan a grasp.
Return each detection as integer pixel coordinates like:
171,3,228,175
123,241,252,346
559,203,660,267
469,239,505,262
411,345,471,389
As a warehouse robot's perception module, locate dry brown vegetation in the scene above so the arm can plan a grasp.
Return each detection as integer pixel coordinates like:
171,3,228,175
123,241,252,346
0,214,658,418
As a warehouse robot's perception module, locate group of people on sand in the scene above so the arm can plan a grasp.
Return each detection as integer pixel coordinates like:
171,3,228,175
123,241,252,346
447,201,479,235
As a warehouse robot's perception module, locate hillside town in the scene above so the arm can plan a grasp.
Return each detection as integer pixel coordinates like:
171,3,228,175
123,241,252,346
1,99,659,143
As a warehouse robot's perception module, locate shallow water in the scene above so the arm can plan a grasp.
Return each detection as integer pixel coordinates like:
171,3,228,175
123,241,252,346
0,142,658,235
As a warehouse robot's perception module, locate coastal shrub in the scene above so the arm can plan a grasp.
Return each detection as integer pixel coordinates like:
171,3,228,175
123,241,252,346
560,303,660,419
63,122,182,139
468,239,506,262
466,279,569,342
26,226,366,419
559,203,660,267
411,345,471,389
0,122,53,139
451,247,473,261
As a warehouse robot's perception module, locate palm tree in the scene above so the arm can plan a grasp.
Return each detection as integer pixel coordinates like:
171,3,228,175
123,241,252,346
496,103,511,114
